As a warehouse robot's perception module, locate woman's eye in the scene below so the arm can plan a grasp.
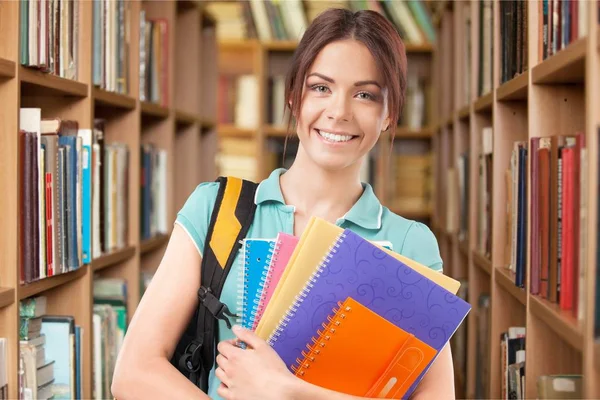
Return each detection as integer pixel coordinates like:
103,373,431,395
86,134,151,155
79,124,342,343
311,84,328,93
357,92,374,100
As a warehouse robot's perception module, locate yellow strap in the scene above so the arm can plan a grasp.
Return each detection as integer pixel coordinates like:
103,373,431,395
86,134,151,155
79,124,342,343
208,177,243,269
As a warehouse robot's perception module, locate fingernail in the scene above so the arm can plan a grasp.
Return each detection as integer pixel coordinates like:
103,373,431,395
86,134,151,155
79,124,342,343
232,324,241,332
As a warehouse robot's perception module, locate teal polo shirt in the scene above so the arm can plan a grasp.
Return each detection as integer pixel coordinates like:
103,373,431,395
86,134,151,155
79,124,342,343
174,168,443,399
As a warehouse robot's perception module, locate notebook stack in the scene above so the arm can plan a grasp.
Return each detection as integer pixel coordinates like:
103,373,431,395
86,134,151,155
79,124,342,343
235,216,471,399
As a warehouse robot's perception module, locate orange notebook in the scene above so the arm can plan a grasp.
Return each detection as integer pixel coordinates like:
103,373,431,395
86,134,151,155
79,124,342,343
292,297,437,398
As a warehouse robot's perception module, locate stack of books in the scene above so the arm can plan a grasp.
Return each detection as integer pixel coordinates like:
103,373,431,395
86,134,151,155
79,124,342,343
236,216,471,399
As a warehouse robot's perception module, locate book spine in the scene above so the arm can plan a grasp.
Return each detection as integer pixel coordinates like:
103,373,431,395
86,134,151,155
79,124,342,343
266,231,348,347
235,239,251,333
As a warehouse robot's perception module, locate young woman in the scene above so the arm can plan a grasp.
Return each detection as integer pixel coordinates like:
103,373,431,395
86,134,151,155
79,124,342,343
111,8,455,400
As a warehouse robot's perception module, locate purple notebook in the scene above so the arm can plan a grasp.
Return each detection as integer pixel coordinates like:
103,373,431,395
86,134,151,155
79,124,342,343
267,229,471,398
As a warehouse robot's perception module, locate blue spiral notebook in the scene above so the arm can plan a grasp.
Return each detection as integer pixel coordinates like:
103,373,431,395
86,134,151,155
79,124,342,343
266,229,471,399
236,238,276,331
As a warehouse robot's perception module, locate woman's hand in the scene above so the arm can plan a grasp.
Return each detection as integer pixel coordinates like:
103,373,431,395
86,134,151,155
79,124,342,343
215,325,296,400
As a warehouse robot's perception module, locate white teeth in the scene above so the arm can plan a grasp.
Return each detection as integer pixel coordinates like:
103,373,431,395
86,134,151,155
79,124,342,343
318,130,353,142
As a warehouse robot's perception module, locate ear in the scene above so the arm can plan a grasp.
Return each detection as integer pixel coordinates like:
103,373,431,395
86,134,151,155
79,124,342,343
382,116,391,132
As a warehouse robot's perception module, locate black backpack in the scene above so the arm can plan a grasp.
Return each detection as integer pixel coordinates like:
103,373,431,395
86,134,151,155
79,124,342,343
170,176,259,392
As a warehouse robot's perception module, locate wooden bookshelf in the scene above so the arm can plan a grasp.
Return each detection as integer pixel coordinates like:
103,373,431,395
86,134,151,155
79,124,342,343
92,246,137,272
93,87,137,110
140,234,170,255
141,100,170,119
0,58,15,79
19,65,88,97
0,1,218,399
0,288,14,309
18,266,88,300
432,0,600,398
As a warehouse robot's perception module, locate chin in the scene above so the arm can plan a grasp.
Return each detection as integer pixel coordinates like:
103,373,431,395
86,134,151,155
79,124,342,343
309,152,360,172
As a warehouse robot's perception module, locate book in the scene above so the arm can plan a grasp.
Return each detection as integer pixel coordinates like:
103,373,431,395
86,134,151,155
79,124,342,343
267,228,471,399
255,216,461,341
292,296,437,399
252,232,299,330
236,238,276,330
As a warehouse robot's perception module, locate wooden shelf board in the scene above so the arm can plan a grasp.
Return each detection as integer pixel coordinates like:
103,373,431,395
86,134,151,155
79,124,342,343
175,109,200,126
474,92,493,113
458,238,469,258
218,124,256,138
201,118,217,130
405,43,434,53
495,267,526,306
264,125,290,138
93,87,136,110
19,66,88,97
218,39,260,51
92,246,136,272
177,0,200,10
0,287,15,309
141,101,170,119
458,105,470,120
19,265,87,300
390,206,431,220
0,58,16,79
497,70,529,101
532,37,587,84
529,295,584,352
472,250,492,275
262,40,297,51
393,126,434,139
140,234,170,255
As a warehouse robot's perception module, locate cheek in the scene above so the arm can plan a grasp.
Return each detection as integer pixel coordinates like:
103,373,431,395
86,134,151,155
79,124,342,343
297,99,322,133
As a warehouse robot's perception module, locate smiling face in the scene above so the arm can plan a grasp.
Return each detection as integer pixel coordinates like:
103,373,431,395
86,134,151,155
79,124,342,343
295,39,390,172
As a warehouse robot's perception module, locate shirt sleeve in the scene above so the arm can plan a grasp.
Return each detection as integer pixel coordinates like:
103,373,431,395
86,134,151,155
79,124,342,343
174,181,220,258
400,221,443,272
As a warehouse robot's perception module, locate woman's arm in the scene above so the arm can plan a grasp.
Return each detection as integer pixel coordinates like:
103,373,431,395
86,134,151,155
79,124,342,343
407,343,455,399
111,224,209,400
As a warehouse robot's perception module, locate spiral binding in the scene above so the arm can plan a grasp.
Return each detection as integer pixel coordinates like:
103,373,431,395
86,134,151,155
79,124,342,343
250,239,282,329
247,240,277,327
235,239,251,328
289,300,354,376
266,231,348,347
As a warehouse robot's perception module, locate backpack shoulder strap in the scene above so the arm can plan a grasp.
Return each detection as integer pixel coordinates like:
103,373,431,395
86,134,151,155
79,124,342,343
179,176,259,391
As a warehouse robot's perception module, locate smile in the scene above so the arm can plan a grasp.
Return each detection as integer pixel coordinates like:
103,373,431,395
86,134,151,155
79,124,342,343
315,129,358,143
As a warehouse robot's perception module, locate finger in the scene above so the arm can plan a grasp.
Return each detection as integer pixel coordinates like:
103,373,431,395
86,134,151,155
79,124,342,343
215,366,231,388
217,339,242,359
232,325,265,349
217,382,231,399
216,354,229,371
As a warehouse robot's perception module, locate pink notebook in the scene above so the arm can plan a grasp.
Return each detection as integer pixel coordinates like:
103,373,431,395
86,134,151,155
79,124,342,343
251,232,299,330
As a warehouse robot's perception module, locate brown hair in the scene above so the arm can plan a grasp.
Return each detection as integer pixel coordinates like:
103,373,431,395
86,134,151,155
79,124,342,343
282,8,408,141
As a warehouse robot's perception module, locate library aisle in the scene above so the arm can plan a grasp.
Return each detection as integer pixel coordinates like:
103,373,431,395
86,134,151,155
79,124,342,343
432,0,600,399
1,0,599,399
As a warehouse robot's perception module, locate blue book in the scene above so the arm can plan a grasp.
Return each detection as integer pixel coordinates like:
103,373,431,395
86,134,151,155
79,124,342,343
267,229,471,399
237,238,276,331
78,129,92,264
40,316,75,399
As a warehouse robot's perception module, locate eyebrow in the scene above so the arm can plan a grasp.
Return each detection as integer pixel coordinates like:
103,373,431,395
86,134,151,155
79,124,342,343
307,72,382,89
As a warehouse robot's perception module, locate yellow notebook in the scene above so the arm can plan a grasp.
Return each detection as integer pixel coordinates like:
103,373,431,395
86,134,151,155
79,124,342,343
254,216,461,340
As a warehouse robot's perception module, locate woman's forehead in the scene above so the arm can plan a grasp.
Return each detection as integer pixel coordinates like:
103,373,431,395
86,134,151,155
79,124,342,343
307,40,384,84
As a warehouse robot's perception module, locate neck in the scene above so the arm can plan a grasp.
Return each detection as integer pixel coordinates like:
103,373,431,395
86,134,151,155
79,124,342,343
280,145,364,223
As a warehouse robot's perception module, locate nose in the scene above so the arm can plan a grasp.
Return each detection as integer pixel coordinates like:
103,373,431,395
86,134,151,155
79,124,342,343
326,93,352,122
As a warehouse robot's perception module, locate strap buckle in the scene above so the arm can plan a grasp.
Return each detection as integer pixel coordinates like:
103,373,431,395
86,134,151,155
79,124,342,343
181,340,203,373
198,286,238,329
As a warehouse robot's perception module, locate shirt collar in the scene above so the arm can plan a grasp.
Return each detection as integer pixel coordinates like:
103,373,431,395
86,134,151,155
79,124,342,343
255,168,383,230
